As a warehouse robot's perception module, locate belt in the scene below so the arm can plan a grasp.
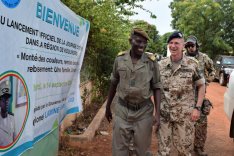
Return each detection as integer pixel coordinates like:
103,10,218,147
118,98,151,111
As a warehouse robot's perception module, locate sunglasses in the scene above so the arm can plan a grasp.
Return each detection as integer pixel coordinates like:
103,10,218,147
186,44,195,48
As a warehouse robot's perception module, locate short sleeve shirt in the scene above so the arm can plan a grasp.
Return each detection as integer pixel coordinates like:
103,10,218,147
110,50,163,121
158,53,205,122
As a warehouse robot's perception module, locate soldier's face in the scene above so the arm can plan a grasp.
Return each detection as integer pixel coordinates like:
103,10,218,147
186,42,197,53
168,38,185,57
0,96,10,113
129,35,147,56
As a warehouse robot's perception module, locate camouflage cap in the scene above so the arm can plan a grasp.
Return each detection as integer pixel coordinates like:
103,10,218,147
185,36,196,44
131,27,150,41
0,80,11,98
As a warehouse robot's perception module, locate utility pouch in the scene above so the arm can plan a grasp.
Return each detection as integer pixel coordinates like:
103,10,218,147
202,98,213,115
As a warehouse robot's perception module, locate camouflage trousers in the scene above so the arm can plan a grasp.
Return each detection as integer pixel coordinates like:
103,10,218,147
129,115,207,153
194,114,207,148
156,117,193,156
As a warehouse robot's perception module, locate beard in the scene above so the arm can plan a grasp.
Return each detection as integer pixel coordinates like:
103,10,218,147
187,49,198,56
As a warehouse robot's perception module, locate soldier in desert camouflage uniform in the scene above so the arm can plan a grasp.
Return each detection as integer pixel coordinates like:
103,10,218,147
184,36,215,156
156,32,205,156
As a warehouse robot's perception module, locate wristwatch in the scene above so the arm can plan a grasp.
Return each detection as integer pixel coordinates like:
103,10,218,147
195,106,201,111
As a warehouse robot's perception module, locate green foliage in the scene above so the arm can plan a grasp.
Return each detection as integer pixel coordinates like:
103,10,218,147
81,87,91,116
158,32,173,57
91,96,103,103
132,20,162,54
62,0,160,99
62,0,133,98
169,0,234,58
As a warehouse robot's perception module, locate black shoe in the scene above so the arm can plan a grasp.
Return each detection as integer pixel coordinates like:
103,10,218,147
194,147,207,156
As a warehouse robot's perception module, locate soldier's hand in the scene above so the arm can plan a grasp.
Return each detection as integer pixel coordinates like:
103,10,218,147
153,115,160,133
212,75,215,81
105,106,112,123
190,109,200,122
207,75,215,83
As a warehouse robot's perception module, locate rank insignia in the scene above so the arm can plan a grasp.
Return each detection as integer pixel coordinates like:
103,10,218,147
147,54,156,61
118,51,127,56
150,56,156,61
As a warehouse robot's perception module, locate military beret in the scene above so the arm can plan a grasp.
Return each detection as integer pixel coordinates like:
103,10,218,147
131,27,150,41
0,80,11,98
167,31,183,43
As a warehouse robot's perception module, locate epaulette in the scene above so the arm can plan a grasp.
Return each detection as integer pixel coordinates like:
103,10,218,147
161,57,168,60
117,51,127,56
8,112,14,116
147,53,156,61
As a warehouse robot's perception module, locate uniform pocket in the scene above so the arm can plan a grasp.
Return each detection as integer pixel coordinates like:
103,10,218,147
169,85,181,94
118,67,127,78
141,71,150,95
118,67,127,93
179,71,192,78
179,71,193,91
160,72,171,88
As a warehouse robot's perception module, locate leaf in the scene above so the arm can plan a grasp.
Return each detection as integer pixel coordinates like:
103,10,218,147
169,0,234,58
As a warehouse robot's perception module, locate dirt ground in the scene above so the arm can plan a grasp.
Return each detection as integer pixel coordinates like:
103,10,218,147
60,82,234,156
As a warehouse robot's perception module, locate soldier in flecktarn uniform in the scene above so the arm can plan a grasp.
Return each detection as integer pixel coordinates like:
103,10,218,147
184,36,215,156
157,32,205,156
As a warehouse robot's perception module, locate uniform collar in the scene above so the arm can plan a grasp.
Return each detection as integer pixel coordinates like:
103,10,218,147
123,50,148,62
166,53,189,69
124,50,147,71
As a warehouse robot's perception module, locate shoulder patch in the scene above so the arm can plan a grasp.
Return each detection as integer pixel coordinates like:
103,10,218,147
117,51,127,56
147,53,156,61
